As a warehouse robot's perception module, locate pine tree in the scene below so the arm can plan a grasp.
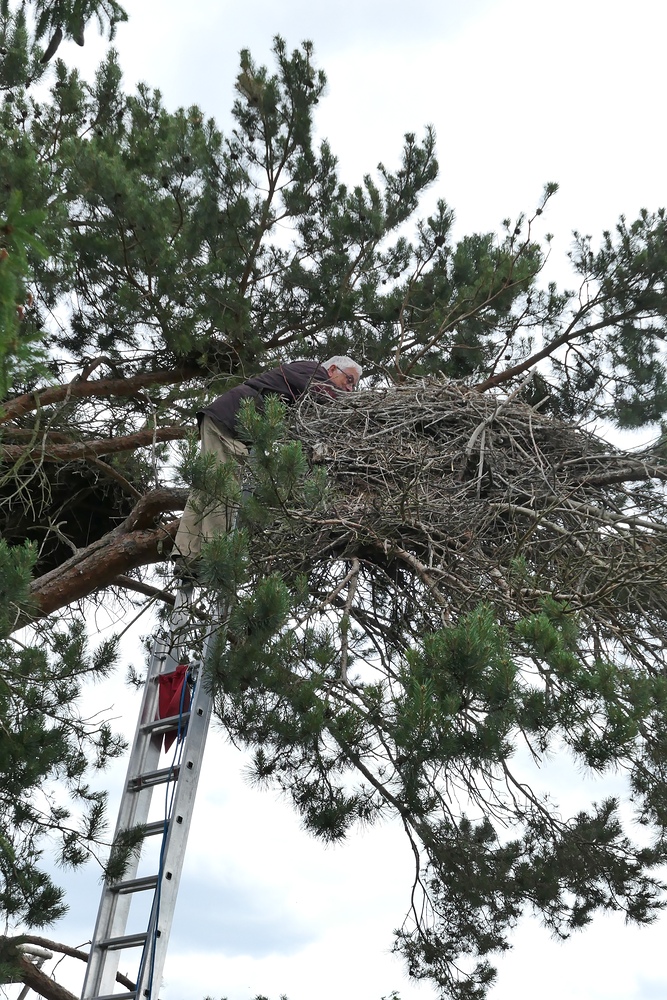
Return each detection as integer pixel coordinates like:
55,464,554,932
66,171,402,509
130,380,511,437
3,2,667,998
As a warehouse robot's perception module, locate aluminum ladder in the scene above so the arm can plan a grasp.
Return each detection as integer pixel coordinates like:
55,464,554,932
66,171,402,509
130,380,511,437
81,583,221,1000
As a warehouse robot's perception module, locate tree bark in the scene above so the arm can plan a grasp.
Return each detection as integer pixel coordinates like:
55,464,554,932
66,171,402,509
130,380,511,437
16,956,77,1000
14,934,136,992
1,367,198,424
0,934,136,1000
14,487,189,629
118,487,188,533
25,520,179,623
1,426,188,463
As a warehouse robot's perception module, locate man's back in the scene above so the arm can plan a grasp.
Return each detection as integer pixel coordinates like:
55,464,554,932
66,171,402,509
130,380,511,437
201,360,329,435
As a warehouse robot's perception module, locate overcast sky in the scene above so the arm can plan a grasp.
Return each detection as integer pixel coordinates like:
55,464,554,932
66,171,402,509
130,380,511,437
14,2,667,1000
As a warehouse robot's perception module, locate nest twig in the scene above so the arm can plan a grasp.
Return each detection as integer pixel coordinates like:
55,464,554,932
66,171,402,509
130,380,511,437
252,378,667,668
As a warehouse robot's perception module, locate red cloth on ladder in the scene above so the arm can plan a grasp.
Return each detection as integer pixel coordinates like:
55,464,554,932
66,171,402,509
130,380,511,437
157,664,191,752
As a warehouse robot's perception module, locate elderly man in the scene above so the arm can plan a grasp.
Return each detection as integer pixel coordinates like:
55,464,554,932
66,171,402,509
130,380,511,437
173,356,361,569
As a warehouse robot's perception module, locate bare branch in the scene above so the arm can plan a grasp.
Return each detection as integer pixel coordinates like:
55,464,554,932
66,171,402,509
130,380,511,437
1,426,188,464
112,574,176,606
473,306,643,393
1,367,198,424
13,935,135,992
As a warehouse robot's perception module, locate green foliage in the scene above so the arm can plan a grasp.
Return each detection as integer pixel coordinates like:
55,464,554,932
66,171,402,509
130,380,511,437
0,541,124,926
212,593,667,998
1,11,665,418
0,190,47,397
17,0,127,50
0,644,124,922
104,823,146,885
0,537,36,636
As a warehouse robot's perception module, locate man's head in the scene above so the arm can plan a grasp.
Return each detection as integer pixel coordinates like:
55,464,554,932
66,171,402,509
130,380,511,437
321,355,362,392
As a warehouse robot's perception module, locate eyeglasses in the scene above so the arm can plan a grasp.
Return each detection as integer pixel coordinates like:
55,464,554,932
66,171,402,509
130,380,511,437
333,365,357,387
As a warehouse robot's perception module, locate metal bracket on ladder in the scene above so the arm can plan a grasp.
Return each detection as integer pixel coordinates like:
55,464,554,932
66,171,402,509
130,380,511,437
82,584,222,1000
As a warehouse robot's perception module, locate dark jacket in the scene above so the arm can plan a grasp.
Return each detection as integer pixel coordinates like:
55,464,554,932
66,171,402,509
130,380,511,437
200,360,332,436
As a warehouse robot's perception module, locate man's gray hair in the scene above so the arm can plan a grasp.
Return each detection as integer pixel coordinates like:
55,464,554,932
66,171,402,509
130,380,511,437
321,355,362,379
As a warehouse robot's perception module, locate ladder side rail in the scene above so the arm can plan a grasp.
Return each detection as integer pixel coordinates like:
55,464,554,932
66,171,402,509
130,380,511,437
82,588,227,1000
82,619,189,1000
134,653,216,1000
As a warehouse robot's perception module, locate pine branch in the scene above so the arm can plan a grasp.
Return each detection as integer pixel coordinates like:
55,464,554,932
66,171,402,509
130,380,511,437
473,305,645,393
0,426,187,463
0,368,198,424
21,519,179,628
119,487,188,532
112,574,176,605
16,956,77,1000
8,486,188,631
573,461,667,488
14,935,135,992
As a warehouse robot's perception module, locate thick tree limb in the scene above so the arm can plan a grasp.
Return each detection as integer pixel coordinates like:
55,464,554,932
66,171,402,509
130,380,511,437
0,367,198,424
25,486,186,590
14,934,135,992
0,426,188,463
573,461,667,488
119,486,188,532
16,956,77,1000
12,487,188,627
23,520,179,625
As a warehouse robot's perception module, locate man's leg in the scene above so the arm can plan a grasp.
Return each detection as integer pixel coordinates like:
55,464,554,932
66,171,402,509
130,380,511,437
173,416,249,563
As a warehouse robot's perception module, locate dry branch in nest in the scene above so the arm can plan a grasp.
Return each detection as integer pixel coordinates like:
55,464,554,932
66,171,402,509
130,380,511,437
261,378,667,667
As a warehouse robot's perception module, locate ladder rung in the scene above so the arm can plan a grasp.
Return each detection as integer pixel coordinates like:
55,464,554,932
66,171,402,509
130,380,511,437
141,712,190,736
129,765,180,790
143,819,169,837
93,992,137,1000
112,875,159,895
98,932,147,951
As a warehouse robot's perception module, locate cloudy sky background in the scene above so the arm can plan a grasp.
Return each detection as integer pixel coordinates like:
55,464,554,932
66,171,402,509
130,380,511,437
9,1,667,999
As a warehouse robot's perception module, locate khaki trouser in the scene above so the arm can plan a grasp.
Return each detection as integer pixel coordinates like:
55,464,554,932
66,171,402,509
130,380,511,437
173,416,249,561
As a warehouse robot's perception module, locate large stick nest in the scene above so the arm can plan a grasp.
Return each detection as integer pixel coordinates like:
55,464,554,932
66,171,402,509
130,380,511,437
264,378,667,666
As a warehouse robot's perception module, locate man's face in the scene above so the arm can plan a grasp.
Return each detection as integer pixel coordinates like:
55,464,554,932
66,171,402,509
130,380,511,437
326,364,360,392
